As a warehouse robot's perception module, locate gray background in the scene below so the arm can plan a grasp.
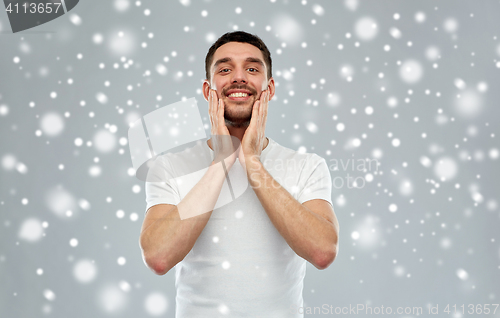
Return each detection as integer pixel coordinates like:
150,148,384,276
1,0,500,317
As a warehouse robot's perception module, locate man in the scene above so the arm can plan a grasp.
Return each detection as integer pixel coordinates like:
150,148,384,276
139,31,339,317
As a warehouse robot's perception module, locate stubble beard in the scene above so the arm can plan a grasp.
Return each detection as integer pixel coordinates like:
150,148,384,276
223,97,256,128
219,83,261,128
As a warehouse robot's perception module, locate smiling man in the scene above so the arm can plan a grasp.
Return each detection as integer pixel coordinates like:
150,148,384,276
140,31,339,318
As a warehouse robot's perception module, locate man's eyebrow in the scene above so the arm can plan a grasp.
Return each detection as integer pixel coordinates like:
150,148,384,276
245,57,265,68
213,57,265,70
213,57,232,70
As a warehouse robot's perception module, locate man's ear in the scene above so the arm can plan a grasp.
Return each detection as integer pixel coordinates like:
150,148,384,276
202,80,211,102
267,77,276,100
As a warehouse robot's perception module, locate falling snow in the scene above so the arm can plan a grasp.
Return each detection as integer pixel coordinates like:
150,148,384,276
1,1,499,317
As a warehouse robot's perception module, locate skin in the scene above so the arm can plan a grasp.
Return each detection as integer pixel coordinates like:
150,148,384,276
139,41,339,275
203,42,339,269
202,42,274,168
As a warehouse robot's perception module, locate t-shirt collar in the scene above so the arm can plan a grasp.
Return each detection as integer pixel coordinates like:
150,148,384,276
204,137,274,160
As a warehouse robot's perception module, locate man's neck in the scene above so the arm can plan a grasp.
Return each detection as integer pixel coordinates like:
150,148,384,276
226,126,247,143
207,126,269,151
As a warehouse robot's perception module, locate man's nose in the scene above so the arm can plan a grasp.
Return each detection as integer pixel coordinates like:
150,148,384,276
231,68,247,83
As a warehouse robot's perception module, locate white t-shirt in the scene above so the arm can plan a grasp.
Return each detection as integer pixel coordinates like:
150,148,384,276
145,137,333,318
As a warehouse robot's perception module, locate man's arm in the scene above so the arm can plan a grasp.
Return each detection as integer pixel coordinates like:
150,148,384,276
246,158,339,270
140,158,236,275
139,89,237,275
238,90,339,270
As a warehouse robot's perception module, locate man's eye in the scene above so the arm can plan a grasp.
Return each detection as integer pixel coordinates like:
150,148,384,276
220,69,230,73
248,68,257,72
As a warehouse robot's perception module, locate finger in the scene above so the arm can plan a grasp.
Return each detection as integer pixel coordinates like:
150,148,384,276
258,91,265,121
259,91,268,132
218,98,225,131
209,90,216,129
260,91,265,117
211,90,217,112
215,97,219,128
211,90,216,112
209,90,213,127
208,89,211,112
213,91,219,130
251,100,260,128
263,90,269,122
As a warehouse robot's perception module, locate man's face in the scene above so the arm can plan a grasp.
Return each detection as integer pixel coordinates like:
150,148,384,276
204,42,274,128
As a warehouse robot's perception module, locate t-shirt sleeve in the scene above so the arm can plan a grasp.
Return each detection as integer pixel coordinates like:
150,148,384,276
297,154,333,206
144,155,181,214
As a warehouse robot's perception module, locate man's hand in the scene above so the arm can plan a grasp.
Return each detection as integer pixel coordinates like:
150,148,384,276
239,89,269,171
208,89,238,167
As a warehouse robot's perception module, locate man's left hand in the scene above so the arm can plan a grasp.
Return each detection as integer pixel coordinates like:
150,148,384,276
238,89,269,171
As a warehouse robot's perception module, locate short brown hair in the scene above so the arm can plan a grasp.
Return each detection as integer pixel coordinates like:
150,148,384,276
205,31,272,81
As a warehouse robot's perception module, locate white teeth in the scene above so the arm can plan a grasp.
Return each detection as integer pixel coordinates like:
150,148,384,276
228,92,248,97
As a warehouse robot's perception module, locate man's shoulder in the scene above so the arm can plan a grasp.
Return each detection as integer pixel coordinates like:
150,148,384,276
153,140,212,178
269,138,326,163
159,140,210,162
267,138,327,172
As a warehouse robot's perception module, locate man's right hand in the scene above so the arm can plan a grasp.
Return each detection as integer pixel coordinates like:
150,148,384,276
208,89,239,167
140,90,242,275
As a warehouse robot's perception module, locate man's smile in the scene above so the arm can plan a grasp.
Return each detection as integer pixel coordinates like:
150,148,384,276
226,93,252,102
223,87,255,102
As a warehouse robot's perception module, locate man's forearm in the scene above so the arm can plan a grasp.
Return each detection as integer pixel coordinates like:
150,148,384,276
245,157,337,268
140,159,233,274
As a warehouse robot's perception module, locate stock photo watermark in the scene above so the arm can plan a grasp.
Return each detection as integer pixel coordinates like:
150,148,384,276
255,155,380,191
128,98,380,219
290,303,500,315
328,156,380,189
3,0,79,33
